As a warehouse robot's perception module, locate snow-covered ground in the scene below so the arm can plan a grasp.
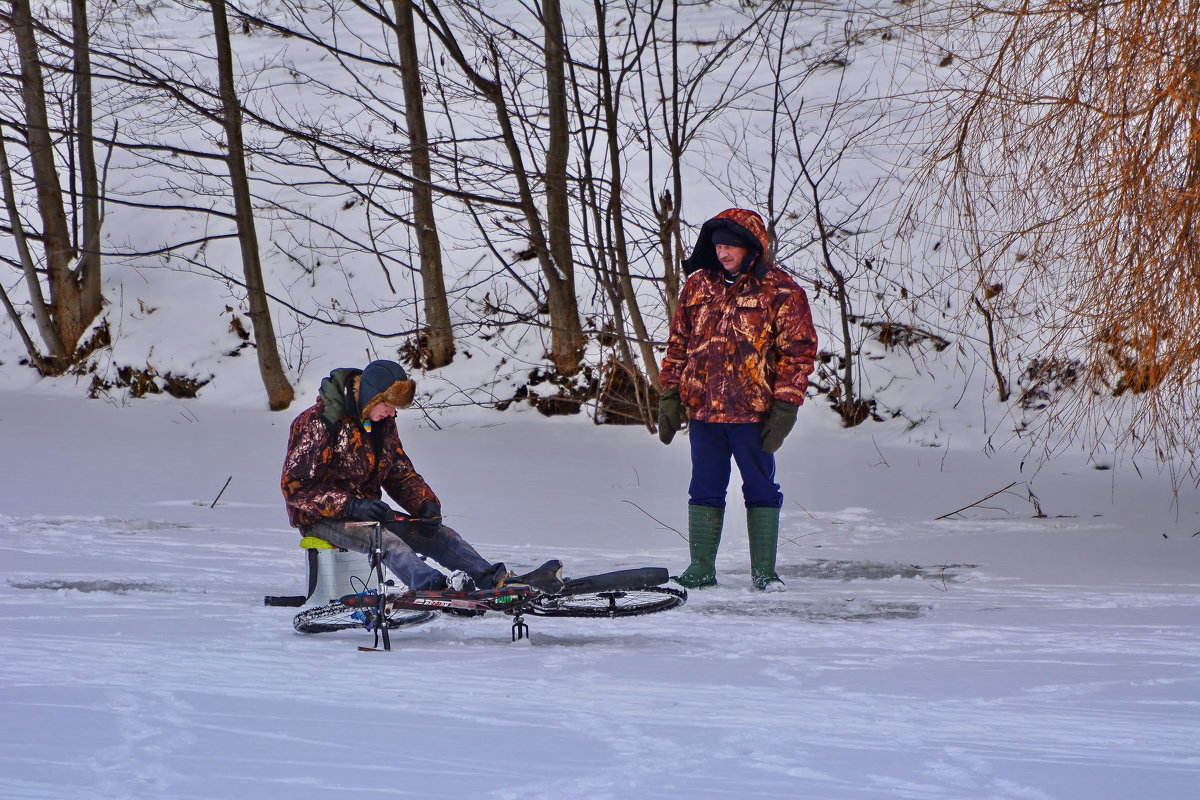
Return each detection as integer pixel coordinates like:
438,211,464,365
2,387,1197,799
2,6,1198,795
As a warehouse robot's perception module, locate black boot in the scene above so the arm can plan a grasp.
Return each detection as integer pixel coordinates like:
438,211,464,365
507,560,565,593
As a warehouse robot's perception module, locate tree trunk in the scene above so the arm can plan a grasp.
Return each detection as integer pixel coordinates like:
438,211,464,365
0,128,64,364
419,1,583,375
71,0,103,321
592,0,658,385
540,0,584,375
391,0,454,368
11,0,87,367
544,0,573,309
660,0,684,324
210,0,295,410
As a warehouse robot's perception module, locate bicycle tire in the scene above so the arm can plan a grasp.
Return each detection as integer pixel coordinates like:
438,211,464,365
560,567,670,595
293,601,438,634
528,586,686,618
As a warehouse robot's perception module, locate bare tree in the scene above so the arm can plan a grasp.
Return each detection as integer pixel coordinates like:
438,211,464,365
69,0,101,312
543,0,574,334
1,0,104,373
0,129,63,368
210,0,294,409
757,9,889,427
416,0,584,376
567,0,663,405
389,0,454,368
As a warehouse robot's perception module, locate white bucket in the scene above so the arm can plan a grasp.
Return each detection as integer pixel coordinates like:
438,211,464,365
305,547,399,605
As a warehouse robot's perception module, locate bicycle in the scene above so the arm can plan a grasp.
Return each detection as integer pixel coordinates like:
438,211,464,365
290,521,687,649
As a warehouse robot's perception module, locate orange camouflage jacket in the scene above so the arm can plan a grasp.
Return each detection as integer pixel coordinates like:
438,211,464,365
280,368,438,530
659,208,818,423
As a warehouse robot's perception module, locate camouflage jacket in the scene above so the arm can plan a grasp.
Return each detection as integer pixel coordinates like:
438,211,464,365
280,368,438,530
660,208,818,423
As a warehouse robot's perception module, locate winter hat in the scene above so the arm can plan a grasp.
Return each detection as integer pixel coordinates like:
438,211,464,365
357,360,415,417
711,227,755,248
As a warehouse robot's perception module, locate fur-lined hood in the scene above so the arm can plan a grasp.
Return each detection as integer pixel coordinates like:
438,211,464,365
317,366,415,425
681,208,772,280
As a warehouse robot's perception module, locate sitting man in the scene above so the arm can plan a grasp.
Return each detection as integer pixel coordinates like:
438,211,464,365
281,359,509,592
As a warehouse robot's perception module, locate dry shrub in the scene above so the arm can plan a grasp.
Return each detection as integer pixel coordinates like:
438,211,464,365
904,0,1200,467
596,356,655,426
862,321,950,352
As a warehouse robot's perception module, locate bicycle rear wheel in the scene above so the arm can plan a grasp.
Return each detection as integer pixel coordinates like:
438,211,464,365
528,586,686,618
293,601,438,634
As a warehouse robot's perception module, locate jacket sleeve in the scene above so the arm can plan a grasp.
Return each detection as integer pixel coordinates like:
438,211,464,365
659,287,694,390
772,285,818,406
380,428,439,515
281,409,354,525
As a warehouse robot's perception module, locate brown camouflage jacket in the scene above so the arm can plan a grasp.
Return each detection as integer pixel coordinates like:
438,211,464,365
660,208,818,423
280,368,438,530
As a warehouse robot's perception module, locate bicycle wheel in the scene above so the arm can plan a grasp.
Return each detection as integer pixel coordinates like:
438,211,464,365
293,601,438,634
528,586,686,618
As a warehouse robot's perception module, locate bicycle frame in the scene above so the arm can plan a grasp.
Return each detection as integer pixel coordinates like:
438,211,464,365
369,521,393,650
341,584,542,641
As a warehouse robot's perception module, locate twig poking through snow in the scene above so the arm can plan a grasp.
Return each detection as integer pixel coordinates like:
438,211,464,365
210,475,233,508
622,500,686,540
935,481,1018,520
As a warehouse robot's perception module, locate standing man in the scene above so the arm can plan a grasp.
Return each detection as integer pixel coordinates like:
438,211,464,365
658,208,818,591
281,359,510,592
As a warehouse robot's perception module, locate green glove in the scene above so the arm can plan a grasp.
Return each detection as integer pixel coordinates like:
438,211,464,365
657,387,686,445
761,401,798,454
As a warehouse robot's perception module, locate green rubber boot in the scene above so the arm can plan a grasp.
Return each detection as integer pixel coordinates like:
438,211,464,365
673,505,723,589
747,506,786,592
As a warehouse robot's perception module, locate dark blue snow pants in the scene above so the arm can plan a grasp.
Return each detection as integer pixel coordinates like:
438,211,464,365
687,418,783,510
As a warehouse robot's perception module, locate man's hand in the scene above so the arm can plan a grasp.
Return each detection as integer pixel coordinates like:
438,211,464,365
658,387,687,445
761,401,798,454
344,497,396,523
417,501,442,536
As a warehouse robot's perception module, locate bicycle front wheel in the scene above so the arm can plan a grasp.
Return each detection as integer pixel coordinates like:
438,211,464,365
528,586,686,618
293,601,438,634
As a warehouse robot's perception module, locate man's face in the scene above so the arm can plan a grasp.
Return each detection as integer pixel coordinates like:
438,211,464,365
716,243,750,273
368,401,397,422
